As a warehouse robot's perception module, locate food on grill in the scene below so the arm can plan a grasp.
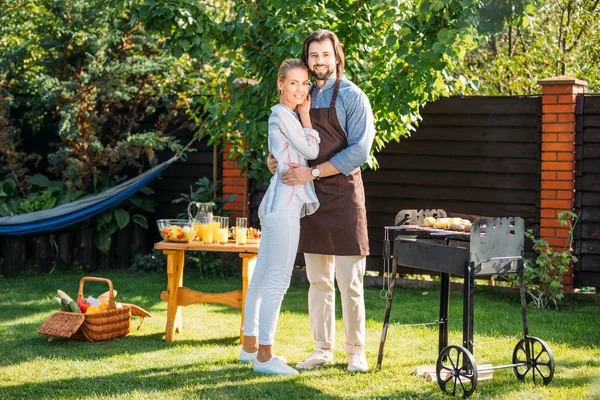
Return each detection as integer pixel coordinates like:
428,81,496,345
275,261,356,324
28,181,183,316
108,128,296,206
433,218,451,229
423,217,436,227
422,217,471,232
449,223,465,231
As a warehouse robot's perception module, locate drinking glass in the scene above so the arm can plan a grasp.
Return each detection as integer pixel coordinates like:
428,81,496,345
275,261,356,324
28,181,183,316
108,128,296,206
236,217,248,245
218,217,229,244
201,216,214,244
212,216,221,243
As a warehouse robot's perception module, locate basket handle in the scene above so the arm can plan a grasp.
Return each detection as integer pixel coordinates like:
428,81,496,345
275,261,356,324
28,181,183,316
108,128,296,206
77,277,117,310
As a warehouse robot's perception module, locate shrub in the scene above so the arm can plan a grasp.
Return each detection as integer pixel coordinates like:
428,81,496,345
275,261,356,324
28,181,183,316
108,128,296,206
511,211,579,310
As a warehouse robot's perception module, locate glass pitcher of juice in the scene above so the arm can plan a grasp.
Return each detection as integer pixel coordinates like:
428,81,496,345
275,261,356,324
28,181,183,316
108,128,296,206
187,202,214,242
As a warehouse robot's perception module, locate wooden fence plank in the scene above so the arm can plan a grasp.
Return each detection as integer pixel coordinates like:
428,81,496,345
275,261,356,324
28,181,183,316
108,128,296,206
423,96,540,115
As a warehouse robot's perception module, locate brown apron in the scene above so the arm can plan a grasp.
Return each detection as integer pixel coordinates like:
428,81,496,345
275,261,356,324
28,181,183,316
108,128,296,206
298,79,369,256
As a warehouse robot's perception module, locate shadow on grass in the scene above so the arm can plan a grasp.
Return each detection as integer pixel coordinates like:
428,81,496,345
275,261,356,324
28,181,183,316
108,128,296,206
2,359,525,400
0,331,242,368
0,363,336,399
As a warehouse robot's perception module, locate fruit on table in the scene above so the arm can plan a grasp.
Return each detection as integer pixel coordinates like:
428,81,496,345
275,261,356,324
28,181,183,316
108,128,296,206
247,227,261,239
160,225,197,242
229,226,262,240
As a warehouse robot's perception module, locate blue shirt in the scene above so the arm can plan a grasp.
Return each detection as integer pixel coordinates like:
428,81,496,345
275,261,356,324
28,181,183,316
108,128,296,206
310,76,375,175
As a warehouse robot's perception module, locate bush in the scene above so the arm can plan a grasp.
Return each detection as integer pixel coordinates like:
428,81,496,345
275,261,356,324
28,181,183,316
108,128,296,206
511,211,579,310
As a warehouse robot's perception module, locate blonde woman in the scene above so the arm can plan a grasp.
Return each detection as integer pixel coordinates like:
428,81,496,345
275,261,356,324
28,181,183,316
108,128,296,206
240,59,320,376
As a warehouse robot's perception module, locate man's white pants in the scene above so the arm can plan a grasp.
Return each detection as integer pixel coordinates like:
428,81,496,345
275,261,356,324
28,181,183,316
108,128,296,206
304,253,367,354
243,196,303,346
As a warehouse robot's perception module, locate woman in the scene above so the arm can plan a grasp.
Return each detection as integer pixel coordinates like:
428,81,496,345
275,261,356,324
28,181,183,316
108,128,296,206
240,59,320,376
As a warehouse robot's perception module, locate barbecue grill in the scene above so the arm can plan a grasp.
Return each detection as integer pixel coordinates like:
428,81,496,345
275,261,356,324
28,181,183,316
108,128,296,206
376,209,555,398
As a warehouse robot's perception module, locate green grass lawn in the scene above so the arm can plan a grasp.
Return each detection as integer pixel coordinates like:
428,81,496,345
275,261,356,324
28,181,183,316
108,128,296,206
1,270,599,399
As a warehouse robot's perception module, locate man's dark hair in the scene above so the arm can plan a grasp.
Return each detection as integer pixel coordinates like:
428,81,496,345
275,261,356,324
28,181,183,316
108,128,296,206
301,29,345,78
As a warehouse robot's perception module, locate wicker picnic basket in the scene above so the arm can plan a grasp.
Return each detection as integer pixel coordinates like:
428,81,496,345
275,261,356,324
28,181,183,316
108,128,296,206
39,277,131,342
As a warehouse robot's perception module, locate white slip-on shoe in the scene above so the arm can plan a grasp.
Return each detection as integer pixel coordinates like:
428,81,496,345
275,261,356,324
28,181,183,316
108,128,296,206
240,348,257,364
295,348,334,370
347,352,369,373
239,348,286,364
254,357,299,376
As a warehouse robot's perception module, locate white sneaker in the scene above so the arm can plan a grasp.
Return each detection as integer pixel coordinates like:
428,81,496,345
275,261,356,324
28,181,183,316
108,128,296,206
239,348,286,364
254,357,299,376
347,352,368,372
295,348,334,370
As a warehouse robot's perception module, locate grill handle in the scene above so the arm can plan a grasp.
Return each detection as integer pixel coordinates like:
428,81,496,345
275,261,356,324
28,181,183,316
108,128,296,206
488,256,523,261
383,240,391,260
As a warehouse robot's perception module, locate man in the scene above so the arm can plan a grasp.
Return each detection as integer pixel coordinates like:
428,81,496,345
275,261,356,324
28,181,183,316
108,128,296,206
273,29,375,372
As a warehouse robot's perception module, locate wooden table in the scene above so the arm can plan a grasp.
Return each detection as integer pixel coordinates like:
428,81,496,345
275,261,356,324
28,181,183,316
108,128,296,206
154,240,260,343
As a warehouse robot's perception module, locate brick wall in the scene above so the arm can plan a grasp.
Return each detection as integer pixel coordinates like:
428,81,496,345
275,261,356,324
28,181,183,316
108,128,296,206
537,76,588,288
222,144,249,220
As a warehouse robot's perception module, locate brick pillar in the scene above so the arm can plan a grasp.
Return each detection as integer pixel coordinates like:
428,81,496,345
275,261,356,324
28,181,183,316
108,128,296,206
537,76,587,290
221,144,249,220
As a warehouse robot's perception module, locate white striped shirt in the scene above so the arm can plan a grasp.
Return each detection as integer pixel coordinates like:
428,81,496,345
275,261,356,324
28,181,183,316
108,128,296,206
258,104,320,218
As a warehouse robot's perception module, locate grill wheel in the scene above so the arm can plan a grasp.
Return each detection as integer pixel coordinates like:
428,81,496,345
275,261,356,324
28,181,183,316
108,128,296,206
436,345,478,398
512,336,555,385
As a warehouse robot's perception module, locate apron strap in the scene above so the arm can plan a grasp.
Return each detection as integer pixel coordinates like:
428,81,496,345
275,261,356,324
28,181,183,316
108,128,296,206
328,79,342,119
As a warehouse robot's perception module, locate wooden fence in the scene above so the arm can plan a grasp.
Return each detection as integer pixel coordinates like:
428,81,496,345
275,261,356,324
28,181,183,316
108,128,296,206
361,96,542,272
575,95,600,287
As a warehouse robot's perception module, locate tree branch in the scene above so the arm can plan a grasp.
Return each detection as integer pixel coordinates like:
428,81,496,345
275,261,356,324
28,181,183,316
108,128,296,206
565,0,600,53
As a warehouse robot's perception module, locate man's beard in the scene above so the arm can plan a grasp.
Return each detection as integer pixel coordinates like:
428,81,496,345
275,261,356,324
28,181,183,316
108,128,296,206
311,64,335,81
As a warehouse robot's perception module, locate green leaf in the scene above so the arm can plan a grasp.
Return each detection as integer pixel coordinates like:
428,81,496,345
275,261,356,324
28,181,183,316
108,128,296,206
29,174,51,188
94,231,111,254
1,179,16,196
171,44,184,58
132,214,149,229
128,196,156,213
386,35,397,47
431,1,445,12
114,208,130,229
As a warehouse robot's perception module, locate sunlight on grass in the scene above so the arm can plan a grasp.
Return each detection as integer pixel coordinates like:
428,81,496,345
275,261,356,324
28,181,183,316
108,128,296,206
0,271,598,399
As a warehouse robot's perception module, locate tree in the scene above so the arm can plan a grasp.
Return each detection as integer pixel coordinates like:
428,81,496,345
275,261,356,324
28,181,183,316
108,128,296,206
135,0,532,183
455,0,600,95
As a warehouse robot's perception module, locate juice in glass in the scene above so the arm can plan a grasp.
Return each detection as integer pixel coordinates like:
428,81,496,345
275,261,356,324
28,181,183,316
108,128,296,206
192,222,202,241
236,217,248,245
212,216,221,243
201,217,213,244
218,217,229,244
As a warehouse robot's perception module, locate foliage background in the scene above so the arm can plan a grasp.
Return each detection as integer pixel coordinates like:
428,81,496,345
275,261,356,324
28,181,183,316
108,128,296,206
0,0,210,251
455,0,600,94
135,0,534,183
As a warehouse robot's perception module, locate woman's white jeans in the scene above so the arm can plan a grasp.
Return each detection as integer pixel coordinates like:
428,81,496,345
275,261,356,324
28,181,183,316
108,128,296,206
243,195,304,346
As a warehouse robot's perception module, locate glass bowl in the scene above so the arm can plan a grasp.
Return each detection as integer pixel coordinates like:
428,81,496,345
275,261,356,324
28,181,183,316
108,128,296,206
157,219,197,243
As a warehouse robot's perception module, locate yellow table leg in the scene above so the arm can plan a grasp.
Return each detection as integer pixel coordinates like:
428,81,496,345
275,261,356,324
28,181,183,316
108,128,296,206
164,249,185,342
239,252,257,344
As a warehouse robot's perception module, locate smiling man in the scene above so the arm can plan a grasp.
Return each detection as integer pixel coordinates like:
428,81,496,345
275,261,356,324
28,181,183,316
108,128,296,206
279,29,376,373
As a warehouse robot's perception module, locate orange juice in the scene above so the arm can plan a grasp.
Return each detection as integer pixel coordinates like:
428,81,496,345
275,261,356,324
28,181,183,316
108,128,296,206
201,223,213,244
217,228,229,244
236,228,247,245
212,221,220,239
192,223,202,241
